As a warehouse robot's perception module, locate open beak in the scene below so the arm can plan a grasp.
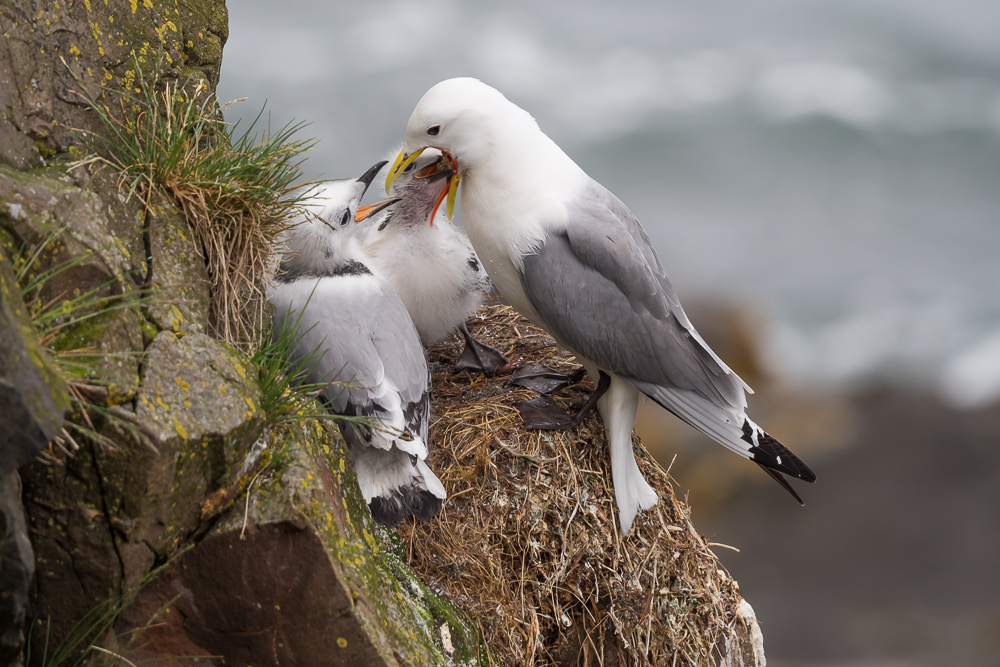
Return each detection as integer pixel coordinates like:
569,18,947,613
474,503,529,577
414,157,452,181
357,160,388,195
354,197,400,222
388,148,461,223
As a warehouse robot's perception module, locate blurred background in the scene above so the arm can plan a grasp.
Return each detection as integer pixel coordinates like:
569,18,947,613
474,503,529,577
218,2,1000,665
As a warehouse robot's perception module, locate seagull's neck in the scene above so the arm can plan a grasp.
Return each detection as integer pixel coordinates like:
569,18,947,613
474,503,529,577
459,122,589,318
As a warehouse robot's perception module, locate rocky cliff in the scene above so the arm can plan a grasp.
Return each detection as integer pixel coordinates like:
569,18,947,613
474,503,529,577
0,1,764,665
0,1,480,665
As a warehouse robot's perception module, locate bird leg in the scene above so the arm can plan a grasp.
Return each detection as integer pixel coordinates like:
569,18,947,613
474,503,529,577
454,321,508,376
515,371,611,430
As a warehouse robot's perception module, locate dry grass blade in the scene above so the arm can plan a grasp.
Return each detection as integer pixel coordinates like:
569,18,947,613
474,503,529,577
397,302,756,666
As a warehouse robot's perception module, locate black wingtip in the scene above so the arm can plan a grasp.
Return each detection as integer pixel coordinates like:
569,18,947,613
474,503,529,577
742,420,816,483
757,463,806,506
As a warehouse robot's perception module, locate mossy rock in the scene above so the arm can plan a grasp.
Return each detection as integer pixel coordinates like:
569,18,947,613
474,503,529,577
116,420,488,666
0,247,68,476
21,329,263,659
0,0,228,167
144,196,211,335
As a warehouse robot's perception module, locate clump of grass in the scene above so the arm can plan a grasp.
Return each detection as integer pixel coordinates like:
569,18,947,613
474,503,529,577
67,56,317,345
12,229,153,458
254,306,349,431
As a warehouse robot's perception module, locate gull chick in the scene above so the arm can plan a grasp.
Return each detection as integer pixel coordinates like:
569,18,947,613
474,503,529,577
387,78,816,534
358,148,507,374
270,161,446,526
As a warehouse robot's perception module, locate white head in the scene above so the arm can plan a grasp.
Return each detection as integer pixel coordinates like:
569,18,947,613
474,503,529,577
384,78,540,211
279,161,398,278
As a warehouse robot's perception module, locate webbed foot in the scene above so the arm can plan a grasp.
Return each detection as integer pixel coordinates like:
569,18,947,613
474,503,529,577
514,371,611,431
508,363,587,394
454,321,508,376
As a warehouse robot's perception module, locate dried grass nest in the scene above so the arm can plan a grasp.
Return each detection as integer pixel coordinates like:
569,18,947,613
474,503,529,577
396,302,763,667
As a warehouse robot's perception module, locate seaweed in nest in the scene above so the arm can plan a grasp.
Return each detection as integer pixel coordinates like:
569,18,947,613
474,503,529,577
396,301,764,666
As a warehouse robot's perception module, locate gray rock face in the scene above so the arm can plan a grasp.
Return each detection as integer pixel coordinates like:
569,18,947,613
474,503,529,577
113,424,480,667
22,330,263,658
0,472,34,667
0,0,228,169
0,247,68,476
145,198,212,335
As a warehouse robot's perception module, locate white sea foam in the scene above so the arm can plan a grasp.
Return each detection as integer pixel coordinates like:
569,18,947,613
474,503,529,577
940,331,1000,409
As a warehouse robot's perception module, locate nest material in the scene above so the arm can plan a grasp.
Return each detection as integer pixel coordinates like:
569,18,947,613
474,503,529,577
397,303,757,667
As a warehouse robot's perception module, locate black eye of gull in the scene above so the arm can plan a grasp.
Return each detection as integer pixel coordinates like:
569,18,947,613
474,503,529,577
340,209,350,226
427,125,440,136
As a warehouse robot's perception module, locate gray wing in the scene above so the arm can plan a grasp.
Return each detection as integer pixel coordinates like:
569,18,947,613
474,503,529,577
521,182,747,413
269,274,430,443
520,183,816,484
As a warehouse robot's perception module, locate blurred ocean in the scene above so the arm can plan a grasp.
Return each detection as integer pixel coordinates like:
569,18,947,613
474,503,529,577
218,0,1000,408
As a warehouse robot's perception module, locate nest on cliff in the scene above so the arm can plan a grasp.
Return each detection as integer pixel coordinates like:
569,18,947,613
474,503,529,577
396,302,752,666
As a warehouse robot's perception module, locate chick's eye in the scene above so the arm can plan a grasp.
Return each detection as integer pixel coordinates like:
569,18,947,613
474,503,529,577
403,161,415,172
427,125,440,136
340,209,350,226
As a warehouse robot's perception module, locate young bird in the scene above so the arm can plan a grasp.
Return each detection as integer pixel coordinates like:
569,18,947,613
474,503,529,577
356,148,507,375
269,161,446,526
387,78,816,534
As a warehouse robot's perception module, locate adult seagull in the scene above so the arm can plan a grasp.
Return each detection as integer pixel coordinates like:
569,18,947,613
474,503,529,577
270,161,447,526
386,78,816,534
358,148,507,374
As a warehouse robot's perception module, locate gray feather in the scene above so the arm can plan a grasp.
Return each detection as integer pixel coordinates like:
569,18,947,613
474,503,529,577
269,273,429,442
521,183,747,414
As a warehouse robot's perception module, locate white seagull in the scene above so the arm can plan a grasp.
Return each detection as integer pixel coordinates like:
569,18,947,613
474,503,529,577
269,160,447,526
357,148,507,374
386,78,816,534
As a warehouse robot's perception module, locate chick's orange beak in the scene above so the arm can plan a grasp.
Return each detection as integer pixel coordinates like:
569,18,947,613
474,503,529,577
354,197,400,222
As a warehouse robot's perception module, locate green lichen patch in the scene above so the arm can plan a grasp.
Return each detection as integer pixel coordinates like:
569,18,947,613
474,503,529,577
136,331,261,446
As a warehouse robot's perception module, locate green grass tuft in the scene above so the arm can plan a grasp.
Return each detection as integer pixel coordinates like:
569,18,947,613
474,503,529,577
67,55,318,345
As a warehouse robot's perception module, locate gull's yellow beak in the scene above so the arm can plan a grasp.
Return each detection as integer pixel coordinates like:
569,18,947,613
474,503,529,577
385,147,425,194
444,171,460,220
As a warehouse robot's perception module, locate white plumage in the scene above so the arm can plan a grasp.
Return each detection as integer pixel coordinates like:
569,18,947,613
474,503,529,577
361,148,490,345
356,148,507,374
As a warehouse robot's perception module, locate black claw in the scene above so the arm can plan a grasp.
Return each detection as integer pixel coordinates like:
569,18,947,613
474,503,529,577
454,321,508,376
508,363,587,394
